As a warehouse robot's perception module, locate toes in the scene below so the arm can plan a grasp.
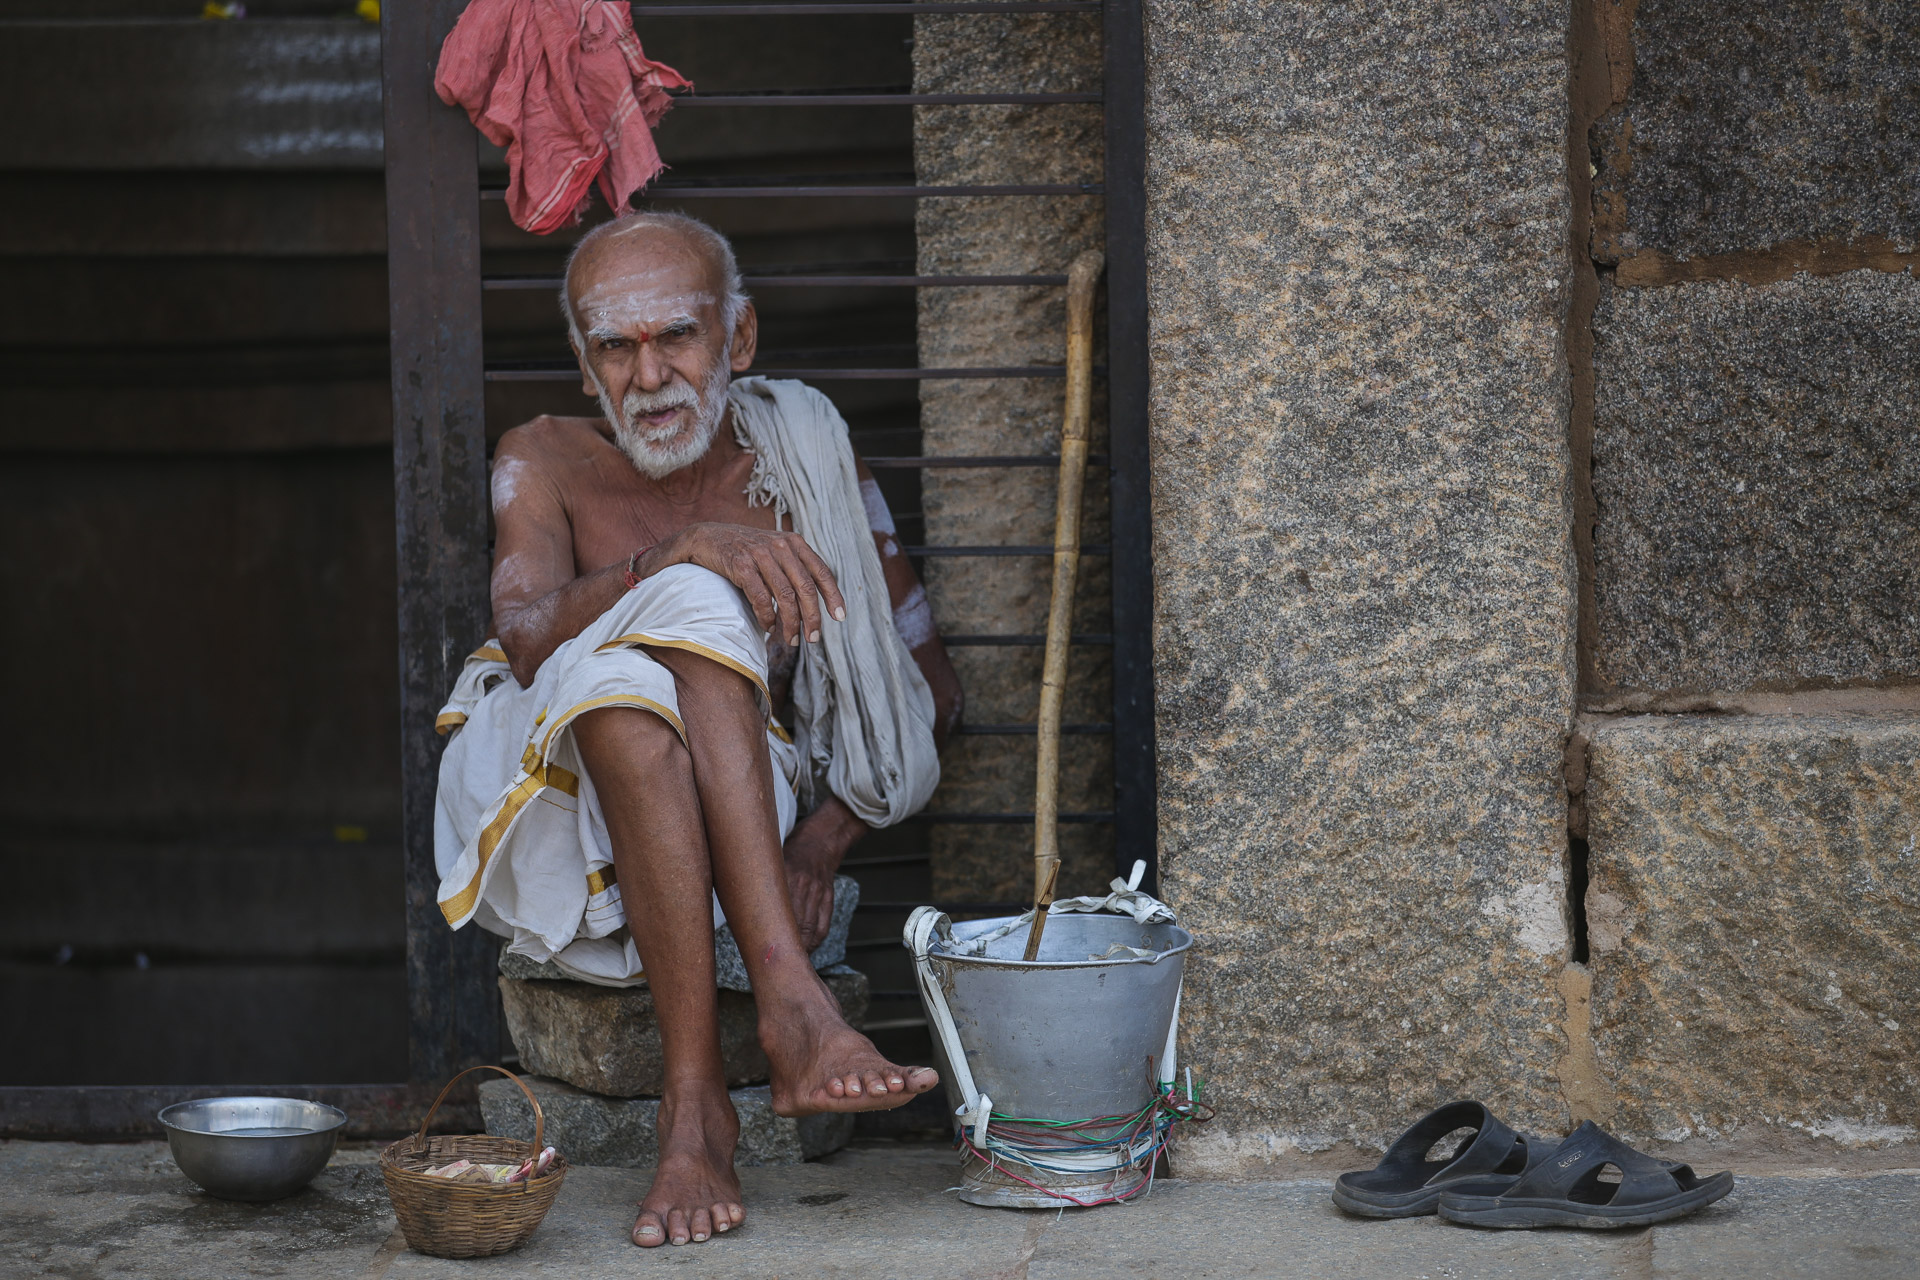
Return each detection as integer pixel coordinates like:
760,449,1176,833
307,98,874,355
727,1201,746,1227
841,1072,865,1097
667,1207,691,1247
827,1076,846,1098
907,1066,940,1092
712,1201,735,1232
863,1069,895,1096
634,1212,667,1248
690,1207,713,1244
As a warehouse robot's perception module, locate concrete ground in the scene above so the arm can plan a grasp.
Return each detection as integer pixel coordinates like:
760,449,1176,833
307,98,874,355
2,1140,1915,1280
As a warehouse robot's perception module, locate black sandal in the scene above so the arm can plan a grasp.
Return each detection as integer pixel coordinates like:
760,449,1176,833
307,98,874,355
1437,1120,1733,1228
1331,1100,1547,1218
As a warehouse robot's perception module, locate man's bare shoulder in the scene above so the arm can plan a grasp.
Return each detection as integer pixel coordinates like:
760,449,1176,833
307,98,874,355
491,415,618,519
497,414,615,464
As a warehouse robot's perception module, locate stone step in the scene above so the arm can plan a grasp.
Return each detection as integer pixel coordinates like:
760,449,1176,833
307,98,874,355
478,1074,854,1168
500,967,870,1098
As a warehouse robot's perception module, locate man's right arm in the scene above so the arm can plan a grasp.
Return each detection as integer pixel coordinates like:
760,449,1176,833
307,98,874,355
490,424,852,688
490,429,628,687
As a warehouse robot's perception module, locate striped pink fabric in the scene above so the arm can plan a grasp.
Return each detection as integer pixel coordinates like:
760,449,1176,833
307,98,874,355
435,0,690,235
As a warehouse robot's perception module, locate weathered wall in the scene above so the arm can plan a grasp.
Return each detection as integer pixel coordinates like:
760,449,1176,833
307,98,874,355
1590,273,1920,694
914,5,1116,904
905,0,1918,1168
1144,0,1580,1162
1576,0,1920,1155
1587,715,1920,1148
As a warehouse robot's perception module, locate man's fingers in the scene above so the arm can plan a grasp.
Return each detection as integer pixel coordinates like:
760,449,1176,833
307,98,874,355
751,547,802,645
769,541,825,642
731,555,779,632
790,537,847,622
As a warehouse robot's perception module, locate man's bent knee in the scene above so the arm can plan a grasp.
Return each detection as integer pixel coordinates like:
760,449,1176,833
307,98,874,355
574,705,691,778
643,645,760,701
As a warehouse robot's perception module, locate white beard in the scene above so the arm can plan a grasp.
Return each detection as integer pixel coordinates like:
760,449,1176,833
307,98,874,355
602,352,732,480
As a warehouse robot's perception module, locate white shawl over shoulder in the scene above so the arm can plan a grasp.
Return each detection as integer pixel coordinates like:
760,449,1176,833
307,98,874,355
729,376,941,825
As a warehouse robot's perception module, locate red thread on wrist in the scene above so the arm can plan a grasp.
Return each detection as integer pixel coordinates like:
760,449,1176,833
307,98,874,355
623,543,656,590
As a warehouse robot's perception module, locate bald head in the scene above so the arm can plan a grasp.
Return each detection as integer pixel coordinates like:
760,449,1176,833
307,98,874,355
561,211,749,353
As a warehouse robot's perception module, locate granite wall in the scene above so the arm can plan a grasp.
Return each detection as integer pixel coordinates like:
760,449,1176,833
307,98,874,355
910,0,1919,1168
1144,0,1580,1164
1573,0,1920,1156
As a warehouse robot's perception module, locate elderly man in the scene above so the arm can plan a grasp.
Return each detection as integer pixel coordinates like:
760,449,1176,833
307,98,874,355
432,212,957,1247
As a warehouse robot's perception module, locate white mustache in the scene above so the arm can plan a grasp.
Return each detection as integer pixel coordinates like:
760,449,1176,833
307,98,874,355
620,384,699,438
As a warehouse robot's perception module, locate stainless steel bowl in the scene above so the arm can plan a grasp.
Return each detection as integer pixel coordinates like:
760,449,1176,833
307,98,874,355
157,1096,347,1201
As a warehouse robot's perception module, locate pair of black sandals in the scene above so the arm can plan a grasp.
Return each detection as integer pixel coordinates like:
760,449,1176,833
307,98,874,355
1332,1101,1734,1229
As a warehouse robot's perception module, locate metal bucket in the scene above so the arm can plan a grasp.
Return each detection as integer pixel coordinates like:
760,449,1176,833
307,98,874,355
917,912,1191,1207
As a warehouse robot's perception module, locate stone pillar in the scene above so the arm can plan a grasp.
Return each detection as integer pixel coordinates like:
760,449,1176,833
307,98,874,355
1145,1,1580,1164
913,5,1114,903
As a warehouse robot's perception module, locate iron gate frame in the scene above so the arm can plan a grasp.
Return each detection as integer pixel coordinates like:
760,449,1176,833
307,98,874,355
385,0,1152,1093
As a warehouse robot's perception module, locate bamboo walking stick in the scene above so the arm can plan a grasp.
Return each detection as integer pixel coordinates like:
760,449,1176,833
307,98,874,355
1023,249,1105,962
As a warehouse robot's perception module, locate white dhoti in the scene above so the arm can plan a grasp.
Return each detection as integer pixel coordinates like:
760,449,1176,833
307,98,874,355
433,564,801,986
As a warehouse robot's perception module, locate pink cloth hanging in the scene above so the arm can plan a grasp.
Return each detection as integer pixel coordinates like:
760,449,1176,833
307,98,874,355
435,0,690,235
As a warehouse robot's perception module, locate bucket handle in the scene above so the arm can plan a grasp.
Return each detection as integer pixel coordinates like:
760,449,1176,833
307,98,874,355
905,908,992,1137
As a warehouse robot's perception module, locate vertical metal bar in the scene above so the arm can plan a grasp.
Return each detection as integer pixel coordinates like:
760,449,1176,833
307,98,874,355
1102,0,1158,891
381,0,499,1085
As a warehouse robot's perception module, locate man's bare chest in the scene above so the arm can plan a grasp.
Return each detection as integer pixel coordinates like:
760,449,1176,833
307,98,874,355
565,459,777,575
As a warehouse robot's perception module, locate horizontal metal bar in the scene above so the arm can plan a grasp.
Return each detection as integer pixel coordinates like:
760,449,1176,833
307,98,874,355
751,273,1070,287
904,811,1114,824
483,273,1070,291
941,632,1114,646
631,3,1100,15
484,366,1069,382
956,723,1113,735
839,852,933,869
843,935,921,950
481,183,1101,200
904,544,1110,556
858,1016,929,1031
669,92,1101,106
863,454,1108,468
854,902,1029,913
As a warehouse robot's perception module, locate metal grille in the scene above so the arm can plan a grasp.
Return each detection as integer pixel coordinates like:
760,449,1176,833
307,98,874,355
385,0,1150,1083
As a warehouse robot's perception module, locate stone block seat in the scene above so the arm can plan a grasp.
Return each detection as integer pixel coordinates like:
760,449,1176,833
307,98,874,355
484,875,869,1165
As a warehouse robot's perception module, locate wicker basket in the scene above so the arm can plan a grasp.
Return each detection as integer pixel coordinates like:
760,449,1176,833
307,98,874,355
379,1065,569,1259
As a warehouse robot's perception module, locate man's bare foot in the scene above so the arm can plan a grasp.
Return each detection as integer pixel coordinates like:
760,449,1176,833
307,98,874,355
761,981,940,1116
633,1083,746,1247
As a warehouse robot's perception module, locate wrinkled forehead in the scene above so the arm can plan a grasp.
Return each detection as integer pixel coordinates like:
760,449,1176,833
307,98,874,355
568,229,722,329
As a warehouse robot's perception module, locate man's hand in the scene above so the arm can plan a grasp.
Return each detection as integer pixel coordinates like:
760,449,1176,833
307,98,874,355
780,799,867,950
653,523,847,647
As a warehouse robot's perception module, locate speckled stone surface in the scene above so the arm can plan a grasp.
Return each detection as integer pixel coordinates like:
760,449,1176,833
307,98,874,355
1586,713,1920,1146
1144,0,1579,1150
498,968,869,1098
1590,272,1920,695
914,4,1116,903
478,1077,853,1169
1592,1,1920,260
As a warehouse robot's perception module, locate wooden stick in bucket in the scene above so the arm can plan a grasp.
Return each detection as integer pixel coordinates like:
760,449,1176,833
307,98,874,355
1024,249,1105,963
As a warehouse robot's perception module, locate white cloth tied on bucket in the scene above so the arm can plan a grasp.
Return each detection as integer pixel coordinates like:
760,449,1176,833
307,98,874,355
940,859,1176,960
